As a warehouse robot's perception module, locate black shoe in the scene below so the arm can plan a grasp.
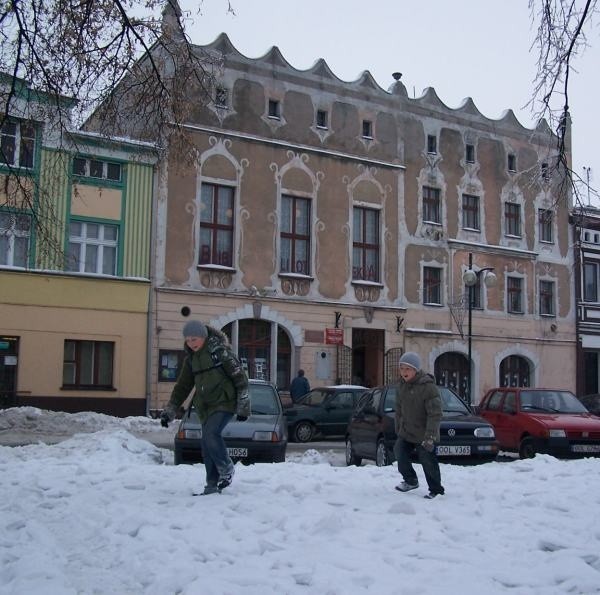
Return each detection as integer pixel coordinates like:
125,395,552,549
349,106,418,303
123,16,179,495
192,485,219,496
395,481,419,492
217,471,234,491
424,491,443,499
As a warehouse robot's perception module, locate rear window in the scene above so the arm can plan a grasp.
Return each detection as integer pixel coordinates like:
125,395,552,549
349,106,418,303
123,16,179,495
249,384,280,415
299,390,327,406
520,390,588,414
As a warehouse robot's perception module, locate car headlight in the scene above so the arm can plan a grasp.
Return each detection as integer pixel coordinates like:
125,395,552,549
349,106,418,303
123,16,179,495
474,427,495,438
548,429,566,438
253,431,279,442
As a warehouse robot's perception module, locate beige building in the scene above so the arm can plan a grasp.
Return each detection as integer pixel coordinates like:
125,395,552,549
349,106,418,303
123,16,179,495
145,33,575,409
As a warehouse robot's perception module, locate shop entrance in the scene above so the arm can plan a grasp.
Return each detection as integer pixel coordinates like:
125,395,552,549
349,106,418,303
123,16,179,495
0,336,19,408
352,329,384,388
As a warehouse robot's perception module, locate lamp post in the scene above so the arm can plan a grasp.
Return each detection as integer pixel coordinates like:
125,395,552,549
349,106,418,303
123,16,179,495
462,252,497,404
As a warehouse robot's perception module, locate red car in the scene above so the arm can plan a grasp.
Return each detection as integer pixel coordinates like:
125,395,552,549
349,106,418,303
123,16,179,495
478,387,600,459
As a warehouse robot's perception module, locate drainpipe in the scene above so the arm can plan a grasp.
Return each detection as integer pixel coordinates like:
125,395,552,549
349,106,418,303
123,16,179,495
145,162,160,417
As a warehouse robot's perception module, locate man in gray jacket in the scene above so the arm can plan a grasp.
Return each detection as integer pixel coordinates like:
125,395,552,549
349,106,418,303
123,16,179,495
393,352,444,499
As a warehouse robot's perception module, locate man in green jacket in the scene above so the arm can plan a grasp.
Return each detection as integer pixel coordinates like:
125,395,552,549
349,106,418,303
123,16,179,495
160,320,250,495
393,351,444,499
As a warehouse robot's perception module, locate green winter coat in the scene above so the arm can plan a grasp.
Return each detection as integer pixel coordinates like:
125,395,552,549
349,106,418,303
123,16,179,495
168,326,249,423
394,370,442,443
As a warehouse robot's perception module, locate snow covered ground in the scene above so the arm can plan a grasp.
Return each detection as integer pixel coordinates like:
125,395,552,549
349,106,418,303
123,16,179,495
1,407,599,595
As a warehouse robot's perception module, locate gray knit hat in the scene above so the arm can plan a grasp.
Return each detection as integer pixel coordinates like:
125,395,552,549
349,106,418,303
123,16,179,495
182,320,208,338
399,351,421,371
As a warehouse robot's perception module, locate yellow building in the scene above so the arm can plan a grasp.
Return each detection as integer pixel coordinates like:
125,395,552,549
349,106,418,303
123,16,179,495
1,75,156,415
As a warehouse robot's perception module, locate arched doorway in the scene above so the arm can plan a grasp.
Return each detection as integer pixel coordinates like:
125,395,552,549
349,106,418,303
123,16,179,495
435,352,469,400
500,355,531,387
223,319,292,389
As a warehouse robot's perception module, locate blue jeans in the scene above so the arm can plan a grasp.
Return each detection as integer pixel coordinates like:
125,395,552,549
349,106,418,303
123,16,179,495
201,411,235,487
393,437,444,495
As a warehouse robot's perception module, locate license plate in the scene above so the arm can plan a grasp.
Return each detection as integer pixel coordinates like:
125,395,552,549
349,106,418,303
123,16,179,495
436,445,471,456
227,447,248,457
571,444,600,453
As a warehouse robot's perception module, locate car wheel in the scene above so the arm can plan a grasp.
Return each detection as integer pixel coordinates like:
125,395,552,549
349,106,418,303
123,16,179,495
519,437,536,459
293,421,315,443
174,449,182,465
345,437,362,466
375,439,390,467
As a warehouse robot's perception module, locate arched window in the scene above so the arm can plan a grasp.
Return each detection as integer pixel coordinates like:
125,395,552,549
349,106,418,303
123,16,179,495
223,320,292,389
500,355,531,387
435,352,469,401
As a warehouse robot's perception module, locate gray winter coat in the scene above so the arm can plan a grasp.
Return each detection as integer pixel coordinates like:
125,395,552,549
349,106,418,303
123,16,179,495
394,370,442,443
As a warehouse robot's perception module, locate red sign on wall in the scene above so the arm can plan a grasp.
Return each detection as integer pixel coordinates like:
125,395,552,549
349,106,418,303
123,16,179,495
325,328,344,345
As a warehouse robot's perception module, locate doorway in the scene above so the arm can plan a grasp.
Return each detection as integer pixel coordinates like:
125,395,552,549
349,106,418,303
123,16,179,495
352,329,384,387
0,336,19,408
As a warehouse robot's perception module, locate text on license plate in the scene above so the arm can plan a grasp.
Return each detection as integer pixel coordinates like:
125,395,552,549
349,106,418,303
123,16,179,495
436,445,471,456
227,447,248,457
571,444,600,453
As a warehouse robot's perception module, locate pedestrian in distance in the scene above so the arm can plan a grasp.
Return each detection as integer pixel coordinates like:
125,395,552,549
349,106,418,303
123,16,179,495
289,369,310,403
393,351,445,499
160,320,250,495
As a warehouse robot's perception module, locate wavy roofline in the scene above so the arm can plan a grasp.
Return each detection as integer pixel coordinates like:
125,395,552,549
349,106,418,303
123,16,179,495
203,33,551,135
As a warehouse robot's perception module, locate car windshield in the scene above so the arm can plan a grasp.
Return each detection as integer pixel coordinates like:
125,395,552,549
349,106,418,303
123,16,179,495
519,390,589,414
439,387,471,416
297,390,328,406
249,385,280,415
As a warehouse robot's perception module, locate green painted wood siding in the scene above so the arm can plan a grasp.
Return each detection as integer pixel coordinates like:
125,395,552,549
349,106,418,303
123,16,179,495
36,149,70,270
122,162,153,278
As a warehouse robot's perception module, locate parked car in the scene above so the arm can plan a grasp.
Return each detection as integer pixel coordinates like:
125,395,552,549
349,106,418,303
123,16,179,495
284,385,367,442
174,379,287,465
578,393,600,416
478,387,600,459
345,385,499,466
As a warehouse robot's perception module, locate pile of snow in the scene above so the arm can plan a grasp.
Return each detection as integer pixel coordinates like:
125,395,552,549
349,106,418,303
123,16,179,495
1,408,600,594
0,406,161,435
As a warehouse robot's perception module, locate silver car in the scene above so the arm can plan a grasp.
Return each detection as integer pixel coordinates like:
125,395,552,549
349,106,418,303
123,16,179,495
174,379,288,465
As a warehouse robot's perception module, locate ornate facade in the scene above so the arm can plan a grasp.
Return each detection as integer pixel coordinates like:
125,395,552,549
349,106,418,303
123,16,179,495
148,33,575,408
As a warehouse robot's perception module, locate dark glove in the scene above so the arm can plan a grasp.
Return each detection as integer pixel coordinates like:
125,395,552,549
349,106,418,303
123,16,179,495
235,389,251,418
160,403,176,428
421,438,435,452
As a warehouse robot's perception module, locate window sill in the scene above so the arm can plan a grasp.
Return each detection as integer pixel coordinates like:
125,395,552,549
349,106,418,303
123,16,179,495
423,302,443,307
352,280,383,288
462,227,481,233
279,272,314,281
505,234,522,239
507,311,524,315
423,220,442,226
197,264,236,273
540,313,556,318
60,385,117,391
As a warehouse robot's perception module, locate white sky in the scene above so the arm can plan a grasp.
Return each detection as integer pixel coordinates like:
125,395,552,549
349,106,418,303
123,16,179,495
179,0,600,205
1,407,600,593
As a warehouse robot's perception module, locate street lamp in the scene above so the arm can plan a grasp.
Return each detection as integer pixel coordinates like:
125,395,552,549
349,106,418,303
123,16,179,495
462,252,497,404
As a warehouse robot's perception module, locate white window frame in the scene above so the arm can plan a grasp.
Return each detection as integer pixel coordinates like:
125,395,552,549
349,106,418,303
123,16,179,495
539,279,556,317
1,119,36,169
423,266,443,306
0,211,31,267
67,221,119,275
